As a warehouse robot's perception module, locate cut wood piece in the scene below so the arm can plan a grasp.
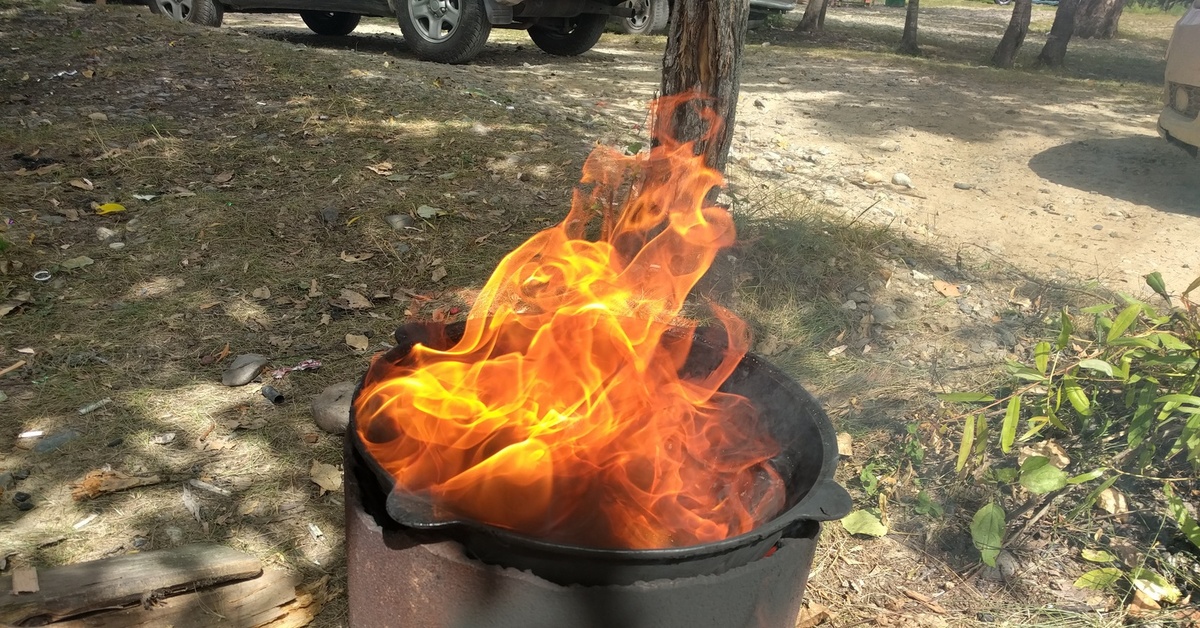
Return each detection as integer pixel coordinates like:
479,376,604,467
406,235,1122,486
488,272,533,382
0,544,261,625
260,576,330,628
11,567,39,594
70,469,162,501
49,569,300,628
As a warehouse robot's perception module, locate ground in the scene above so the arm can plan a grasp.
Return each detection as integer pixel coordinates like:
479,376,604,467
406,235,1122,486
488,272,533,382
1,0,1199,626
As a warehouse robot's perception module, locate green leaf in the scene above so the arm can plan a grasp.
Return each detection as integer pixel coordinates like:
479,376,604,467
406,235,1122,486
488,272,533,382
1019,456,1068,494
1056,309,1074,351
974,414,989,456
1068,476,1118,519
1064,376,1091,416
1080,304,1116,315
1066,468,1106,484
1074,567,1122,590
1145,272,1170,303
1081,549,1117,563
1077,359,1114,377
841,509,888,537
1155,394,1200,406
1129,568,1182,604
1034,341,1051,375
1107,336,1160,349
957,415,975,473
1165,484,1200,552
1152,333,1194,351
1001,396,1021,453
970,503,1005,567
1184,275,1200,300
937,392,995,403
860,463,879,496
914,490,943,518
1006,362,1048,382
991,467,1018,483
1107,304,1141,342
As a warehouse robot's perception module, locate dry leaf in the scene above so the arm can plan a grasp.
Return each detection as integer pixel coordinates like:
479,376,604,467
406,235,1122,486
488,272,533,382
827,344,848,358
310,460,343,495
182,486,202,521
339,251,375,263
308,279,322,297
71,469,162,500
345,333,369,351
366,161,394,175
837,432,854,457
431,266,448,282
1019,440,1071,469
68,178,94,191
1130,589,1161,615
1097,488,1128,516
757,335,785,356
252,286,272,300
795,601,832,628
211,171,234,184
340,289,373,310
96,202,125,215
932,280,961,297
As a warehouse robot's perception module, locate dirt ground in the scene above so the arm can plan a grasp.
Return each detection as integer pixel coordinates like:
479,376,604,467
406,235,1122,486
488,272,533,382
2,0,1199,626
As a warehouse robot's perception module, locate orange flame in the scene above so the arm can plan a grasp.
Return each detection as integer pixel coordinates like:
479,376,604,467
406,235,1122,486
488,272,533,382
353,95,784,550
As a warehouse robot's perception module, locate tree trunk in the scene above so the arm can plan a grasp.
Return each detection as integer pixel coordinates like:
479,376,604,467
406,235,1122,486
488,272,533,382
657,0,749,173
1036,0,1082,67
991,0,1031,68
898,0,920,55
796,0,830,32
1074,0,1125,38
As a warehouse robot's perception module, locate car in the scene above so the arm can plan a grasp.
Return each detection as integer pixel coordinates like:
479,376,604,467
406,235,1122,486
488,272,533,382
1159,0,1200,156
146,0,633,64
611,0,795,36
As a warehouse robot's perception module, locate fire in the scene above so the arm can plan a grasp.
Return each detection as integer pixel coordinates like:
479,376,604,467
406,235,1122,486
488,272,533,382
353,96,784,550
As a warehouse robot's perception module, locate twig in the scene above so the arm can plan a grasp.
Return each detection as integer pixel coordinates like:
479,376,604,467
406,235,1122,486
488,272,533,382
0,360,27,377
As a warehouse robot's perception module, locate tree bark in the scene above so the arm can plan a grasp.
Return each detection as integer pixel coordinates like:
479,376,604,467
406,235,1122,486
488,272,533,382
1036,0,1082,67
1074,0,1125,38
796,0,831,32
991,0,1032,68
657,0,749,173
898,0,920,55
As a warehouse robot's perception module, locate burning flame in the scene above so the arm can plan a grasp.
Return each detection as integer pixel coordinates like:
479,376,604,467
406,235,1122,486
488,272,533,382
353,96,784,550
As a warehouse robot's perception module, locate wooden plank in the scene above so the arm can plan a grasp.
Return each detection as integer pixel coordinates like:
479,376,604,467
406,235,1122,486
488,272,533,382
0,544,261,625
48,569,298,628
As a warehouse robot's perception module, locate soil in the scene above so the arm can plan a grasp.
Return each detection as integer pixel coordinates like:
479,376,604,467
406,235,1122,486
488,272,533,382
2,1,1199,626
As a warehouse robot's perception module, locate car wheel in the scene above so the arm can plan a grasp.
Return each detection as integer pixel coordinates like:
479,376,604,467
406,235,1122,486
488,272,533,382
300,11,362,36
528,13,608,56
397,0,491,64
616,0,668,35
147,0,223,27
993,0,1013,4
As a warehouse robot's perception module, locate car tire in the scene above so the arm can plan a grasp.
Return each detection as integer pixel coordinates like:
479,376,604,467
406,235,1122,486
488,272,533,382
147,0,223,27
397,0,491,64
528,13,608,56
994,0,1013,4
616,0,669,35
300,11,362,36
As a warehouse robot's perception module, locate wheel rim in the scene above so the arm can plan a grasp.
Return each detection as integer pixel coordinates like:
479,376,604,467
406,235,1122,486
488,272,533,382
158,0,192,21
408,0,461,43
623,0,648,29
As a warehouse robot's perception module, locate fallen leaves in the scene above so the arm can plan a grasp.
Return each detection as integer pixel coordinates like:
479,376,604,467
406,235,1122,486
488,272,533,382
310,460,342,495
932,280,960,298
95,202,125,215
69,178,94,191
417,205,446,219
339,251,375,263
252,286,272,300
345,333,369,351
14,163,62,176
842,509,888,537
181,485,202,521
59,256,94,270
211,171,234,184
1097,487,1128,516
366,161,394,176
795,601,832,628
338,289,373,310
0,291,31,318
836,432,854,457
71,469,162,500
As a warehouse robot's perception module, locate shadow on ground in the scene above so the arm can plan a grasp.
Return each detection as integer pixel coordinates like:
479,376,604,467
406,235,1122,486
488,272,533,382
1028,135,1200,217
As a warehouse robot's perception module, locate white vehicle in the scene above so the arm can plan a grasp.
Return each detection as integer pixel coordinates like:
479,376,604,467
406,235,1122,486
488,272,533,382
1159,0,1200,156
147,0,633,64
612,0,796,35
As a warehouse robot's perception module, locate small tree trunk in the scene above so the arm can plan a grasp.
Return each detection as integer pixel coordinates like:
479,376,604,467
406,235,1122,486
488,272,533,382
657,0,749,173
1074,0,1125,38
991,0,1032,68
796,0,830,33
1036,0,1082,67
898,0,920,55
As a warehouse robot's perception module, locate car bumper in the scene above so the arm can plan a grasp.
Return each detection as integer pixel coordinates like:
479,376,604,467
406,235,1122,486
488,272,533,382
750,0,796,12
1159,109,1200,154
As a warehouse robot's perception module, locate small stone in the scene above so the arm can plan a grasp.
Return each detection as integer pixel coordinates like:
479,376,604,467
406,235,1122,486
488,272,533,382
862,170,887,184
12,469,29,480
109,242,125,249
911,269,931,282
318,206,339,226
872,305,900,327
753,98,768,111
394,242,411,254
132,536,149,549
777,77,791,84
953,182,974,190
13,491,31,503
1092,224,1103,230
977,612,996,622
840,300,857,311
164,526,183,544
15,500,34,512
385,214,414,231
38,215,66,225
96,227,119,241
0,472,14,492
221,354,269,387
312,380,356,435
106,437,124,447
1106,210,1126,218
848,291,870,303
878,140,900,152
958,299,975,315
891,173,913,188
88,112,108,121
